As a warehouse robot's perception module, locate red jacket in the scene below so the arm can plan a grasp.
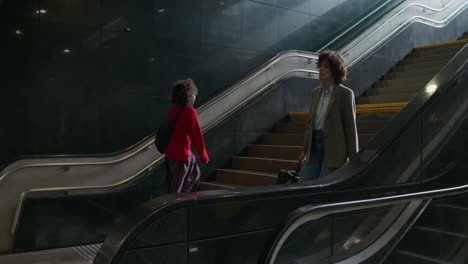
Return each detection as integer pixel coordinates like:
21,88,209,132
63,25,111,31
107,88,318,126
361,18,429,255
164,104,209,163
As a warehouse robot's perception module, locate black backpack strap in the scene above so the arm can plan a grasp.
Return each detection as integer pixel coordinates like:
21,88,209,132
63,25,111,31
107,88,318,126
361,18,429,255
171,107,183,123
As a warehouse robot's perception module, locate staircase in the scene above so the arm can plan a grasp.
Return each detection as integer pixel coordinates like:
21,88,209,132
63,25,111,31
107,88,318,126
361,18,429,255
200,39,467,191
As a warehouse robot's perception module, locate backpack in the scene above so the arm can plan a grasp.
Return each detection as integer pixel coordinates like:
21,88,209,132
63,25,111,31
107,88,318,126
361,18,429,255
155,109,182,154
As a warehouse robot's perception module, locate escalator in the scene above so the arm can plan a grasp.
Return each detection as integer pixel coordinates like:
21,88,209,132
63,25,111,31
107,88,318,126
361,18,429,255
0,0,467,260
84,42,468,264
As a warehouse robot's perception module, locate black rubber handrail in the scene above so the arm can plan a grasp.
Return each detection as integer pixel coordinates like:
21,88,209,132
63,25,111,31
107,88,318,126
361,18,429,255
93,193,195,264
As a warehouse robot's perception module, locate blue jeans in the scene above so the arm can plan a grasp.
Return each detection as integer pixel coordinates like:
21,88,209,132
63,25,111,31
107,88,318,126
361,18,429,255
299,135,336,182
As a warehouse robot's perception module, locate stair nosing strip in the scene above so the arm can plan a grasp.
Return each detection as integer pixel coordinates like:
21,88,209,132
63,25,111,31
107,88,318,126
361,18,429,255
201,181,240,188
248,144,303,148
264,133,304,135
217,169,277,177
232,156,297,162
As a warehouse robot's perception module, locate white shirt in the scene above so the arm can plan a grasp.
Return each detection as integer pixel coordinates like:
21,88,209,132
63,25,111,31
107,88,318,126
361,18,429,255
314,84,334,130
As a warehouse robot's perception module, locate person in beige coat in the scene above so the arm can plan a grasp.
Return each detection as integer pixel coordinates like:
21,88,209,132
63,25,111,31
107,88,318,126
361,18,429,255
298,50,358,182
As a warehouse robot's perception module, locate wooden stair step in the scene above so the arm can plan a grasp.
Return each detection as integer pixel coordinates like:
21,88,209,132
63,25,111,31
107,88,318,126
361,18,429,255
357,112,397,121
374,77,431,89
366,85,423,96
262,133,303,146
356,94,413,104
262,133,376,145
274,121,387,134
410,45,461,58
232,156,296,174
395,58,451,71
357,120,389,134
288,114,308,123
380,72,435,82
357,107,403,113
247,145,302,160
199,181,240,191
403,55,454,65
415,39,467,51
356,102,407,109
385,66,440,79
289,103,407,120
216,169,277,186
275,122,306,133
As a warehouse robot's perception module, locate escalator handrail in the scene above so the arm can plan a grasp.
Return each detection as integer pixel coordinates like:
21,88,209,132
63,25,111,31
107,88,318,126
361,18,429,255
344,0,467,65
264,181,468,264
93,193,196,264
318,0,399,52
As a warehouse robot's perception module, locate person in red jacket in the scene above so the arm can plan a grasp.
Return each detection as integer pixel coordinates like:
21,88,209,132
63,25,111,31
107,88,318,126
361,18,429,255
164,78,209,193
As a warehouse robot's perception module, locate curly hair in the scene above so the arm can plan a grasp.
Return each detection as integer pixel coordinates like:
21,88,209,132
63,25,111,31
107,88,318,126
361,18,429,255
171,78,198,106
318,50,347,84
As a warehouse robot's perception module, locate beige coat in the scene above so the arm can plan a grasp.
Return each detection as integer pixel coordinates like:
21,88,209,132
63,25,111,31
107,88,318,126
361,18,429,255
303,84,359,168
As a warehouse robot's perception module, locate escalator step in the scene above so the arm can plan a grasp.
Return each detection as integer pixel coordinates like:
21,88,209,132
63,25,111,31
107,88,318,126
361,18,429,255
386,250,449,264
72,244,101,263
416,203,468,236
413,226,468,239
394,224,465,262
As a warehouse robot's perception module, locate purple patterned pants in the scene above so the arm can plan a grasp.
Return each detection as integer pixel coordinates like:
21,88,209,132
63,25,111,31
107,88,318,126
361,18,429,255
165,154,201,193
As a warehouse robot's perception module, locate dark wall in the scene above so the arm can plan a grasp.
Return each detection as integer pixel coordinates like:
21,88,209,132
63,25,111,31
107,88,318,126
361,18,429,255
0,0,388,160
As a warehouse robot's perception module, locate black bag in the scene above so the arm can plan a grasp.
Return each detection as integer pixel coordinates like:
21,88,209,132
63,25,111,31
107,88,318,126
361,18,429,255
276,163,301,184
155,109,182,154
